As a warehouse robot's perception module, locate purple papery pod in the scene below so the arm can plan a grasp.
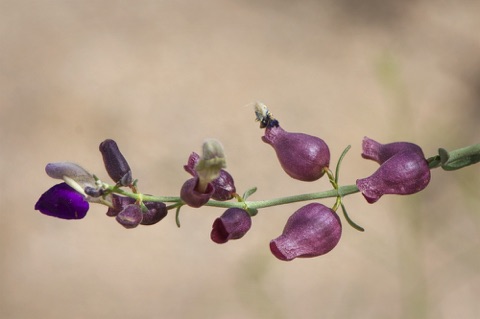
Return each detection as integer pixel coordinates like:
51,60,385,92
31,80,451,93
270,203,342,261
356,151,431,203
262,126,330,182
361,137,424,164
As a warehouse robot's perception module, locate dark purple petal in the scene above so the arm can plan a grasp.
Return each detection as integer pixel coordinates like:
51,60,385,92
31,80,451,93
211,208,252,244
211,170,236,201
99,139,132,186
183,152,201,176
140,202,168,225
116,204,143,229
356,151,431,203
180,177,214,208
35,183,89,219
106,194,136,216
270,203,342,261
262,126,330,182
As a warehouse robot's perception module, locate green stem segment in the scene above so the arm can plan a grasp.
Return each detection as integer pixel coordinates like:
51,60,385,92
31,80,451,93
107,183,360,210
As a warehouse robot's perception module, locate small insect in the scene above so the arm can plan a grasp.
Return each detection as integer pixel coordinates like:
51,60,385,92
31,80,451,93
254,102,279,128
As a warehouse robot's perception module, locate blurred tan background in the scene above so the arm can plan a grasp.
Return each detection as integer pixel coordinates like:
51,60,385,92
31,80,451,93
1,1,480,318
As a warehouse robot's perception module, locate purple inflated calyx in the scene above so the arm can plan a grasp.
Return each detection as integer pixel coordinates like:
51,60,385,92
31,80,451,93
262,126,330,181
211,208,252,244
270,203,342,261
356,137,431,203
106,194,136,216
140,202,168,225
116,204,143,229
99,139,133,186
211,170,236,201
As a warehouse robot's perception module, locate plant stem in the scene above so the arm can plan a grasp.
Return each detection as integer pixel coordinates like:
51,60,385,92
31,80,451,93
108,184,360,211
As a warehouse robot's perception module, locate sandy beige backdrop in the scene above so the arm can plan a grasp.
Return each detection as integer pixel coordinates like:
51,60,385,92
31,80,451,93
1,1,479,318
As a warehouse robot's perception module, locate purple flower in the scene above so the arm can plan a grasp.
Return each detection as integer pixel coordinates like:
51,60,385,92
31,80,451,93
356,137,431,203
184,152,236,201
211,208,252,244
262,125,330,182
270,203,342,261
106,194,167,226
35,182,89,219
99,139,133,186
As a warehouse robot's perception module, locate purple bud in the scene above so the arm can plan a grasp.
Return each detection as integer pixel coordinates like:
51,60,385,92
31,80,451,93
106,194,136,216
356,150,431,203
211,208,252,244
35,183,89,219
99,139,132,186
140,202,168,225
361,137,424,164
270,203,342,261
180,176,214,208
262,126,330,182
116,204,143,229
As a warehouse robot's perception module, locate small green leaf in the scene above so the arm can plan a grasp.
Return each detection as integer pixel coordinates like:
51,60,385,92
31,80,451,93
341,202,364,232
438,148,450,165
242,187,258,201
436,144,480,171
335,145,351,184
175,205,182,228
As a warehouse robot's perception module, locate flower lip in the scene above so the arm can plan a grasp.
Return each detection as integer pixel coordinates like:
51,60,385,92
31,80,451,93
35,182,89,219
180,176,214,208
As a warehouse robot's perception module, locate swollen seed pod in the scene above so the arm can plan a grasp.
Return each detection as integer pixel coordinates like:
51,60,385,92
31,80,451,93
262,126,330,181
356,151,431,203
361,137,424,164
99,139,133,186
270,203,342,261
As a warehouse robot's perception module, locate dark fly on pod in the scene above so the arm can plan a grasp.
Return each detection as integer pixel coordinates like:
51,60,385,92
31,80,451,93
254,102,279,128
